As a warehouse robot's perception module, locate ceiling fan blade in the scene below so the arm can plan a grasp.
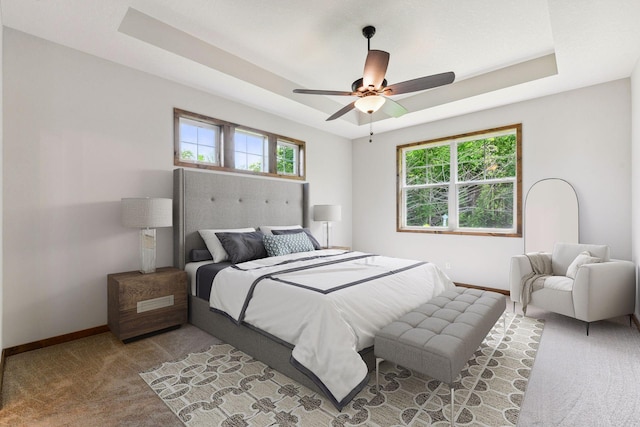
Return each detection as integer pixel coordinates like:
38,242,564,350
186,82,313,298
293,89,354,96
362,50,390,90
326,101,356,121
381,97,408,118
384,71,455,96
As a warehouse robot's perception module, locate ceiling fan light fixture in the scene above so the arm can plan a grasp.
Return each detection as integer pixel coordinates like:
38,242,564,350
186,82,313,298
355,95,385,114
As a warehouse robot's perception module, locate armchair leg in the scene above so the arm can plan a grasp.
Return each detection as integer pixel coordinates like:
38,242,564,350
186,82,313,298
586,322,590,336
630,315,633,327
512,301,515,313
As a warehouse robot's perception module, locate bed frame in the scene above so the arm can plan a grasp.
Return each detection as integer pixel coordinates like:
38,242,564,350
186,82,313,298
172,168,374,395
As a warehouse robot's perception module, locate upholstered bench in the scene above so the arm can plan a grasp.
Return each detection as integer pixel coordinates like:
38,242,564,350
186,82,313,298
374,287,506,426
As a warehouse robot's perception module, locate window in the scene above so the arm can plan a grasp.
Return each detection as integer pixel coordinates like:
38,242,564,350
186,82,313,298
277,139,301,176
178,118,221,165
234,129,268,172
397,124,522,236
174,108,306,180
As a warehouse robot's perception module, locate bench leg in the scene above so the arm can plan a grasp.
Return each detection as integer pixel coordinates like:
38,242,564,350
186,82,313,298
504,312,507,338
450,386,455,427
375,357,383,391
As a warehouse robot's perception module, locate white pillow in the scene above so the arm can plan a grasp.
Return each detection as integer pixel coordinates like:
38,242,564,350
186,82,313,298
566,251,603,279
199,228,255,263
259,225,302,235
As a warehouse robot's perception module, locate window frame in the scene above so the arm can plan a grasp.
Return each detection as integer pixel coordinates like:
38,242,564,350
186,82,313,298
174,108,306,180
396,124,522,237
276,138,303,177
233,128,269,173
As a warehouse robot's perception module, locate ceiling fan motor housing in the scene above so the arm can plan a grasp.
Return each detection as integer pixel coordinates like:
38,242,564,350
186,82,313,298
352,77,387,93
362,25,376,40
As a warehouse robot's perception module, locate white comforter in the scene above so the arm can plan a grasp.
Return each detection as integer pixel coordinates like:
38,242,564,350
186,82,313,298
209,249,454,408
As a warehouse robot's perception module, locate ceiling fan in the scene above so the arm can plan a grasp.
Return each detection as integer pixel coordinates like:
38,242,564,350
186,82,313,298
293,26,456,122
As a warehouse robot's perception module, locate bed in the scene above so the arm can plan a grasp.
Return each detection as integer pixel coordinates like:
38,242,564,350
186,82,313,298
173,168,454,409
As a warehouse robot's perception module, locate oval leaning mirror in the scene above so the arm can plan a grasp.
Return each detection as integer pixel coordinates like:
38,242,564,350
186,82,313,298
524,178,579,253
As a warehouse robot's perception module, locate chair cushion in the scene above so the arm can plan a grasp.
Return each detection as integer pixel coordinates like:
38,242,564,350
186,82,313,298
543,275,574,291
552,243,610,275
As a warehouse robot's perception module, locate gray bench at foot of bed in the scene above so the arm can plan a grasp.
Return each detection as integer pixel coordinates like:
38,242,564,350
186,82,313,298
374,287,506,427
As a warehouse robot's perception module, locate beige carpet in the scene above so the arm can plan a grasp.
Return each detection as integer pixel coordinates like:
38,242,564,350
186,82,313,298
141,313,543,426
0,325,220,427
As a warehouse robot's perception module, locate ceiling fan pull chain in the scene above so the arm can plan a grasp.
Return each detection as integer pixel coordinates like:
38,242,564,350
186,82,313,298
369,114,374,143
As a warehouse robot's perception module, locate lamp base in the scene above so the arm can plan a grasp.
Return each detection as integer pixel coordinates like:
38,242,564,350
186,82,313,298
323,221,332,249
139,228,157,274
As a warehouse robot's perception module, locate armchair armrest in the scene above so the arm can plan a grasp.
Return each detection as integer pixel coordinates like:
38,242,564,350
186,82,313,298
510,253,551,302
509,255,531,302
572,259,636,322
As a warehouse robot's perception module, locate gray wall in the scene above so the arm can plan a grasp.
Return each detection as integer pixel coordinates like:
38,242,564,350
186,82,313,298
631,60,640,320
2,29,352,348
352,79,632,290
0,15,4,352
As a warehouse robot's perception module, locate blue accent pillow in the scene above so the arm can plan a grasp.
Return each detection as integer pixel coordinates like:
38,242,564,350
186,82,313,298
271,228,322,250
263,233,315,257
215,231,267,264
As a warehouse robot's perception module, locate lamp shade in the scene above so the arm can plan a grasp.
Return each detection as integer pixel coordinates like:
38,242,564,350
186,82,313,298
313,205,342,222
121,198,172,228
355,95,385,114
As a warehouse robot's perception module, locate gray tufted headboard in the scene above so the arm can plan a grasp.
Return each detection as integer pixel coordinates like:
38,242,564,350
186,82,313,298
173,168,310,269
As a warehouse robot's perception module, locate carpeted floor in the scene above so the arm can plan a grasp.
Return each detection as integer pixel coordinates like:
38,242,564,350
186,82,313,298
139,313,541,426
516,304,640,427
0,324,220,426
1,301,639,427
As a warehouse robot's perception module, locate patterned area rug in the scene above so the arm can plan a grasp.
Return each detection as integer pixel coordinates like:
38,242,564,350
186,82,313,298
140,314,543,426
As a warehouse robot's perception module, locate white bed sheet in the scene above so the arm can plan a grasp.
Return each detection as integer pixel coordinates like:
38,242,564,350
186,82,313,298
184,260,213,296
208,249,455,407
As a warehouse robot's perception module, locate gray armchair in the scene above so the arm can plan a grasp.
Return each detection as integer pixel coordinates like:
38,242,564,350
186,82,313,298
510,243,636,334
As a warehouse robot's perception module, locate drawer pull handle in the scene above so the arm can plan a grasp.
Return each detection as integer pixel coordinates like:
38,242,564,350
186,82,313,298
137,295,174,313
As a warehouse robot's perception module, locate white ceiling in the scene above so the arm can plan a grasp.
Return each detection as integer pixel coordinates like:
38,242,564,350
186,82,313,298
2,0,640,139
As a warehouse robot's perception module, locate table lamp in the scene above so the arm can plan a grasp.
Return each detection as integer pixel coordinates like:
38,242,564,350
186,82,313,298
121,197,172,273
313,204,342,248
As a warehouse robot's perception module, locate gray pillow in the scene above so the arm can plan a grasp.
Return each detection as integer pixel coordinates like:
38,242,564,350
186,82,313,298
190,249,213,262
272,227,322,250
215,231,267,264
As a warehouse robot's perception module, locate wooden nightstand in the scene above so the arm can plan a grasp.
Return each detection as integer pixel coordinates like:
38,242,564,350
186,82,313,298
107,267,188,341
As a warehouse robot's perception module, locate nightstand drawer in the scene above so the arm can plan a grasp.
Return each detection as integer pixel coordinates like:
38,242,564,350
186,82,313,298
108,267,187,341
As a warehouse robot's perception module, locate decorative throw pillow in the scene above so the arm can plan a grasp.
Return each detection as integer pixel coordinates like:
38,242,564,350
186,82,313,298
263,233,315,257
566,251,603,279
272,228,322,250
189,249,213,262
199,228,255,263
215,231,267,264
259,225,302,235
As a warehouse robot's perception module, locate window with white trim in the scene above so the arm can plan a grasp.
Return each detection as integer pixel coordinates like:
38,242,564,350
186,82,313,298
174,108,305,180
397,124,522,236
277,139,300,176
